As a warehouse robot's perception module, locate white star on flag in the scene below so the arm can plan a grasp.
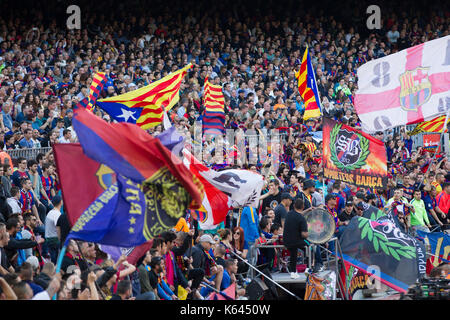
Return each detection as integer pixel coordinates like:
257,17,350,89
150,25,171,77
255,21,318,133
117,108,137,122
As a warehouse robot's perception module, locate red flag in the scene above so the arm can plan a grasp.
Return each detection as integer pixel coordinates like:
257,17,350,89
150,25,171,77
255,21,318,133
53,143,116,226
208,283,236,300
322,118,388,188
182,149,230,229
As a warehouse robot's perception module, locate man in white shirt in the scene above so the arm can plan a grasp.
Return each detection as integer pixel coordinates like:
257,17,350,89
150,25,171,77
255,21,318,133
293,156,306,178
45,195,63,264
58,129,73,144
6,187,22,215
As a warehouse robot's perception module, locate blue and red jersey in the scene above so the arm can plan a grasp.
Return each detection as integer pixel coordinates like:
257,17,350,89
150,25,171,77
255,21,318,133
40,175,54,200
20,189,35,213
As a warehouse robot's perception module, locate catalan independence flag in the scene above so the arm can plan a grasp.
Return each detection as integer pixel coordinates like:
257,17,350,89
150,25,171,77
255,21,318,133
86,72,108,112
408,115,449,135
96,64,192,129
295,46,322,121
202,76,225,135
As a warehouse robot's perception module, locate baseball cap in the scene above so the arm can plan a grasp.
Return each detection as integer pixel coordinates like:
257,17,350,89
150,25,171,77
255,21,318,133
355,202,365,210
325,194,336,203
356,192,366,200
303,179,315,189
345,201,354,206
281,193,294,201
199,234,216,244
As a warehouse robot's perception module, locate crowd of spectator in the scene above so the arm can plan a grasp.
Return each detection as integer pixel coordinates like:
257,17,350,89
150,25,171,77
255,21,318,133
0,0,449,300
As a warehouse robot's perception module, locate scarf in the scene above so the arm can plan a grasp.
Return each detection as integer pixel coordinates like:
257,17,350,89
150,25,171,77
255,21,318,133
164,251,177,286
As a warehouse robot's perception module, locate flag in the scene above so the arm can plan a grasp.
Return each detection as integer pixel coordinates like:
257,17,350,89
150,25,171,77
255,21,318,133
408,115,449,135
183,150,230,229
207,283,235,300
202,76,225,136
304,271,337,300
86,72,108,112
96,64,192,129
295,46,321,121
416,230,450,274
322,117,388,188
355,35,450,133
67,106,203,246
422,133,442,153
155,126,185,158
99,241,153,266
339,212,427,293
339,261,369,300
182,149,264,229
53,125,185,227
53,143,116,226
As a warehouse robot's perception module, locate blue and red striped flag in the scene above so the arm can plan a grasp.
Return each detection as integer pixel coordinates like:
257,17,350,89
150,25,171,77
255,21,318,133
86,72,108,112
202,76,225,136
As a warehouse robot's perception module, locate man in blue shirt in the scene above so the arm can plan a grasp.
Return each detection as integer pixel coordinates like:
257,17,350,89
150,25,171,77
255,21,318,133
1,101,13,131
19,129,34,149
239,206,259,245
239,206,259,278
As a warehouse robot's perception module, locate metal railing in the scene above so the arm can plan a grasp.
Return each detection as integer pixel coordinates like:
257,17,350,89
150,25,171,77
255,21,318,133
6,147,52,161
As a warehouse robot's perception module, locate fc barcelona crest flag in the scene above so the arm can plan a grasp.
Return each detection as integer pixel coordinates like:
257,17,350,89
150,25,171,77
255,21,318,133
323,118,388,188
355,35,450,132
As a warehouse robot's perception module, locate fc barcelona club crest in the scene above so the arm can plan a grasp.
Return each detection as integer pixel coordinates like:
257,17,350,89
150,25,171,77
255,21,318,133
330,124,369,172
96,164,116,190
399,67,432,112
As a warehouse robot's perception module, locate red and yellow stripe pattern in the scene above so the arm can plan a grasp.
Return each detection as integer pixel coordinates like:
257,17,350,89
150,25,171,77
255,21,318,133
408,115,449,135
86,72,108,112
295,45,321,121
202,76,225,135
97,64,192,129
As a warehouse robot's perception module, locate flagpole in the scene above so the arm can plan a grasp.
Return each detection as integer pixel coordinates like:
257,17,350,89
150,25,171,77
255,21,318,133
52,245,66,300
228,249,301,300
74,240,107,300
308,44,323,113
307,44,326,197
419,109,450,189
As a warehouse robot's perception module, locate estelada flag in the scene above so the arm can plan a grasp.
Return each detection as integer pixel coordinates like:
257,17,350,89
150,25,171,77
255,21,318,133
323,117,387,188
53,143,116,226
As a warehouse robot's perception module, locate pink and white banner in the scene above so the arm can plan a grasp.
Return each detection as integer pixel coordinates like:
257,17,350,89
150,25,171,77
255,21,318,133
355,35,450,133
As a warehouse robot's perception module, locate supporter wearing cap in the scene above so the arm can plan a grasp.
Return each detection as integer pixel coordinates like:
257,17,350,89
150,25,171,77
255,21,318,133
339,201,356,225
299,179,316,210
354,191,367,204
190,233,224,296
354,202,366,216
273,193,293,228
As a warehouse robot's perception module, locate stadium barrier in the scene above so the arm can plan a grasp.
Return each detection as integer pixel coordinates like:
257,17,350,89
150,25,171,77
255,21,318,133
7,147,52,161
